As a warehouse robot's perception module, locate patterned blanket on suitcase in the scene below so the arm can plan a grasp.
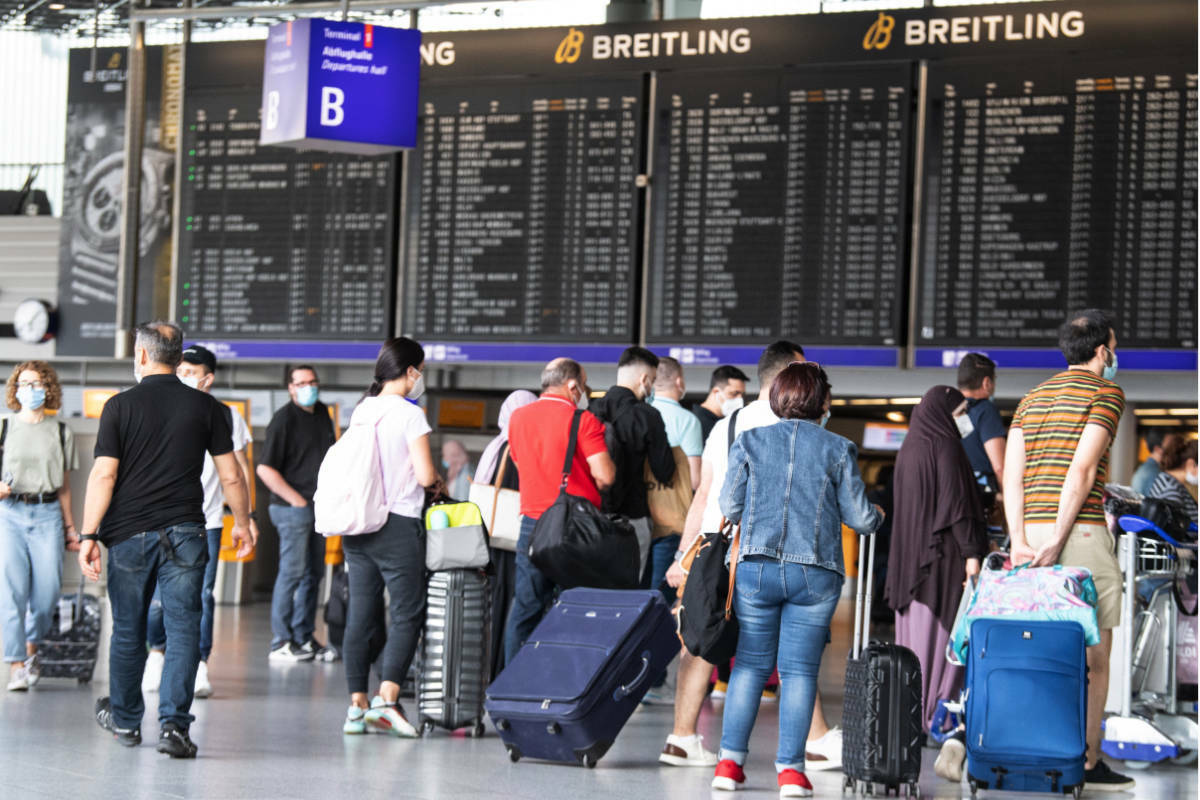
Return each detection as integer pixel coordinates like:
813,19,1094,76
951,563,1099,663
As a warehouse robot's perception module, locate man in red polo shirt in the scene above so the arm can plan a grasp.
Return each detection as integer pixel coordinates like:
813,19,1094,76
503,358,615,664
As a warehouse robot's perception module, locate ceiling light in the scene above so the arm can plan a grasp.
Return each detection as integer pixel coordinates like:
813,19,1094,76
1134,408,1169,416
888,397,922,405
849,398,889,406
886,411,907,423
48,3,65,8
1139,419,1189,426
1167,408,1198,416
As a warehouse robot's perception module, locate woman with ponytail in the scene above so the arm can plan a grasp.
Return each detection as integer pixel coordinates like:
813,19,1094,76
341,337,439,738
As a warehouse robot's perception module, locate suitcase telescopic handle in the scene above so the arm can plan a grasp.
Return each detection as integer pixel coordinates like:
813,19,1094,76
852,532,876,660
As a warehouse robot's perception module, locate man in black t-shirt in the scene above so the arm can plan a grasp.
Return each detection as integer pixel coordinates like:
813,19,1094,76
957,353,1008,513
256,365,337,662
79,321,252,758
692,365,749,443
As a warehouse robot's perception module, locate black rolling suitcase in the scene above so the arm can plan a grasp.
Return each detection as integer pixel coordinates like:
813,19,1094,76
841,532,923,797
418,569,491,737
35,584,101,683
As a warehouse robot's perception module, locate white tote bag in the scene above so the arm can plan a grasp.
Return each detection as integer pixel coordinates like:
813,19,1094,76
467,445,521,551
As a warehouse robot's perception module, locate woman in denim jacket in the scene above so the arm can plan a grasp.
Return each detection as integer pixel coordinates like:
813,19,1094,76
712,362,882,797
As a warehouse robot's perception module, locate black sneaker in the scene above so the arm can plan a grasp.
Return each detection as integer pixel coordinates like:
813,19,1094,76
94,697,141,747
157,722,198,759
1084,759,1136,792
268,641,314,663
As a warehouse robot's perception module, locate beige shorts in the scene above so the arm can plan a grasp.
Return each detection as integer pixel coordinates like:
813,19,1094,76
1025,522,1122,629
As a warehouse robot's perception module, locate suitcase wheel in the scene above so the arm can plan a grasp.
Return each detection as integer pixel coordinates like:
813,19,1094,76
420,720,435,737
905,783,919,799
580,753,597,769
968,779,979,800
1071,787,1082,800
469,720,485,739
506,746,521,763
78,677,90,685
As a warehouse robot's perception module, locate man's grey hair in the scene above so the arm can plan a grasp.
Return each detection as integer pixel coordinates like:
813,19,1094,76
541,358,584,391
134,320,184,368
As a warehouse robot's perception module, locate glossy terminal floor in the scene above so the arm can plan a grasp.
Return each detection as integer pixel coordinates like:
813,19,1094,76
0,596,1195,800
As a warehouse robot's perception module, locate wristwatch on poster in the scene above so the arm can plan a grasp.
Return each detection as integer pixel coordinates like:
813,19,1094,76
69,148,174,290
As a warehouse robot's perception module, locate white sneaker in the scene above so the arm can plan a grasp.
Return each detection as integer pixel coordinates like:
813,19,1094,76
364,696,418,738
25,653,39,687
804,726,843,772
934,737,966,783
660,734,719,766
193,661,212,699
142,650,165,693
7,665,30,692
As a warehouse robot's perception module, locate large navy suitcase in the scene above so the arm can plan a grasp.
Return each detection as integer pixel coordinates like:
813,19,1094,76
965,618,1088,799
485,588,676,767
841,532,923,796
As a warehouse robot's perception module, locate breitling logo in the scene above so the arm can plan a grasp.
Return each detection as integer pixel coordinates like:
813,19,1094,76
555,27,585,64
862,12,895,51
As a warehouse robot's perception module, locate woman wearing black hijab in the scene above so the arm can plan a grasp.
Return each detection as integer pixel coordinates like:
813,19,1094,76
884,386,987,746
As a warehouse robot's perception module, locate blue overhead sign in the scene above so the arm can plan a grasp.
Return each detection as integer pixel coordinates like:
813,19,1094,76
261,19,420,154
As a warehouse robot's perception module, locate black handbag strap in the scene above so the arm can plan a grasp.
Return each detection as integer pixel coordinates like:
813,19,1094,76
560,409,584,489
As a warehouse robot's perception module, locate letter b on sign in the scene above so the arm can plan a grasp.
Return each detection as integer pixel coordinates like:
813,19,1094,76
320,87,345,127
265,91,280,130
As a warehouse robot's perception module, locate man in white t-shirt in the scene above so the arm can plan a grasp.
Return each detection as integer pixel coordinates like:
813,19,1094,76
658,341,841,770
143,345,257,698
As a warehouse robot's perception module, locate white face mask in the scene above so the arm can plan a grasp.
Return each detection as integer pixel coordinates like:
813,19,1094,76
571,383,589,411
180,375,201,391
407,371,425,401
1187,470,1198,486
720,396,744,417
955,413,975,439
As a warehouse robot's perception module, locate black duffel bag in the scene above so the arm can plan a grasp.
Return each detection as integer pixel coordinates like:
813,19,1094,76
1140,496,1197,542
677,522,740,663
529,409,641,590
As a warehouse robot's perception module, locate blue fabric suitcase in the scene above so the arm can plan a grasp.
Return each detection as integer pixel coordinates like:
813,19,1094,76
485,588,676,767
965,618,1088,799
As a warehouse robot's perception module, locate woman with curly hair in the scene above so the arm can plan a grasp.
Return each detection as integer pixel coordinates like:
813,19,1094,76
1,361,80,691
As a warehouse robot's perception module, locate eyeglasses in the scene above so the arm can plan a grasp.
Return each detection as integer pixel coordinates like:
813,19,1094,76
16,381,45,390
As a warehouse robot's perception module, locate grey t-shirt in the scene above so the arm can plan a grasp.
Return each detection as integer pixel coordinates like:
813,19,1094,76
0,414,79,494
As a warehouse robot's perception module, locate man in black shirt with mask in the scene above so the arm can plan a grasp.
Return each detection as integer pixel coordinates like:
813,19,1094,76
79,321,253,758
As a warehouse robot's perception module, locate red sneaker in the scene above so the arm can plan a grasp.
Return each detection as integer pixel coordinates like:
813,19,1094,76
712,759,746,791
777,769,813,798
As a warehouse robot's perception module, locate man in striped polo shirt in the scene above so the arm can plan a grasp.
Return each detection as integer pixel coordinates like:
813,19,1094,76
1002,308,1133,793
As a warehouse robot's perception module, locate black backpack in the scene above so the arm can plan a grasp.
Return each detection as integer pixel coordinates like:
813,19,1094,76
676,409,742,663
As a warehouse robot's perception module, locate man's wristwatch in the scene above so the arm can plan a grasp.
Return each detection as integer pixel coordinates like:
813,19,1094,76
79,533,100,542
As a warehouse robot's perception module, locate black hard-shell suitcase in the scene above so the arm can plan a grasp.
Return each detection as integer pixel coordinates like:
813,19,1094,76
842,532,924,797
418,569,491,737
485,588,676,767
36,586,101,683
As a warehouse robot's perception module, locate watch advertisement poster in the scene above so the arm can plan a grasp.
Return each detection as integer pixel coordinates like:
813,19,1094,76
57,46,176,356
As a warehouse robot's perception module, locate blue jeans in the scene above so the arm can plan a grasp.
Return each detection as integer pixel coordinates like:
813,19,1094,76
0,498,63,662
269,504,325,649
107,526,208,731
503,515,555,666
642,533,682,603
147,527,220,660
719,557,843,772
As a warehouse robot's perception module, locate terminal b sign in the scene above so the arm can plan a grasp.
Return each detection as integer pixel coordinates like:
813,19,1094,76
260,18,421,155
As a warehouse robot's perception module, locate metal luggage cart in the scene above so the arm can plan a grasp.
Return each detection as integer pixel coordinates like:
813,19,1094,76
1100,514,1198,769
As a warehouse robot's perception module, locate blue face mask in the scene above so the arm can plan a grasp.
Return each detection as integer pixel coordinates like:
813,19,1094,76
295,385,319,407
17,386,46,411
819,410,831,429
1102,348,1119,382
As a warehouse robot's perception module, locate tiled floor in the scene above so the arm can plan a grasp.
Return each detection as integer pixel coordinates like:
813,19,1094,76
0,596,1194,799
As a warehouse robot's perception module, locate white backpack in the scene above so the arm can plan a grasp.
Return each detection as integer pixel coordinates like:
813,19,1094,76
314,416,389,536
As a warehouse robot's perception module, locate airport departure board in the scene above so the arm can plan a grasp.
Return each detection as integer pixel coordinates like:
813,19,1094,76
403,80,643,342
176,89,397,339
917,59,1198,349
647,66,910,346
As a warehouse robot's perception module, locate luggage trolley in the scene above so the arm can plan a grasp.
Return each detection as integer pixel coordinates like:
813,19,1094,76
1100,514,1199,769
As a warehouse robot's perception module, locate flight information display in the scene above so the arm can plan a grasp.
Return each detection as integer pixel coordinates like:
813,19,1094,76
647,66,911,346
917,58,1197,349
403,79,643,342
176,89,397,339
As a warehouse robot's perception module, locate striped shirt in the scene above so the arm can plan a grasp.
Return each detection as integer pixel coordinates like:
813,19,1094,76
1149,472,1199,524
1013,370,1125,524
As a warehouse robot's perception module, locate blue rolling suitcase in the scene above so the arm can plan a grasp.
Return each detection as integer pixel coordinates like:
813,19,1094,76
965,619,1088,799
485,588,676,767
